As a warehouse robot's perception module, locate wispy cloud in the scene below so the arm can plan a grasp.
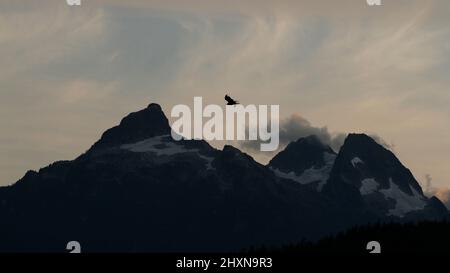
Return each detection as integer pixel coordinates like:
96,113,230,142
423,174,450,210
237,112,394,164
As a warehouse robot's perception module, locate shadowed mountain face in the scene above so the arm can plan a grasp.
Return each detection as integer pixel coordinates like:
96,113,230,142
268,136,336,192
90,103,171,151
0,104,447,252
322,134,448,220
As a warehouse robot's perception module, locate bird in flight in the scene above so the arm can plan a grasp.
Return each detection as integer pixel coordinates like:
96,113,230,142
225,94,239,105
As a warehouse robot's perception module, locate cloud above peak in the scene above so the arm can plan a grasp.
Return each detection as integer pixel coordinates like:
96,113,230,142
238,113,393,164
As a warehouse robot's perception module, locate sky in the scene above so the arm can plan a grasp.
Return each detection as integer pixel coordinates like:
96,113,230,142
1,0,450,203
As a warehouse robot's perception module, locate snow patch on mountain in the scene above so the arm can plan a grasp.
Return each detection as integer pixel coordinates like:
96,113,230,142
360,178,379,195
271,152,336,191
121,135,215,170
379,178,427,217
121,135,195,155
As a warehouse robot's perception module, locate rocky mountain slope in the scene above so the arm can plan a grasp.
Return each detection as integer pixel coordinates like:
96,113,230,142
0,103,447,252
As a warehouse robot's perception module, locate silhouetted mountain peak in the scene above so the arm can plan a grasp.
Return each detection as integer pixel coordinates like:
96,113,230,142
90,103,170,151
331,133,421,192
221,145,257,166
268,135,337,191
341,133,382,152
146,103,163,111
1,106,448,253
324,133,442,218
269,135,335,169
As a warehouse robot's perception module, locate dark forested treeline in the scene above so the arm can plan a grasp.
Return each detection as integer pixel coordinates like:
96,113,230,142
251,221,450,253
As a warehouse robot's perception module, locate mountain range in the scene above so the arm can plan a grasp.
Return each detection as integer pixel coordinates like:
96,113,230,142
0,103,447,252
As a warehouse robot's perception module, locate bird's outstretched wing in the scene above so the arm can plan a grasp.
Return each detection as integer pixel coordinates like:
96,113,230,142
225,94,238,105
